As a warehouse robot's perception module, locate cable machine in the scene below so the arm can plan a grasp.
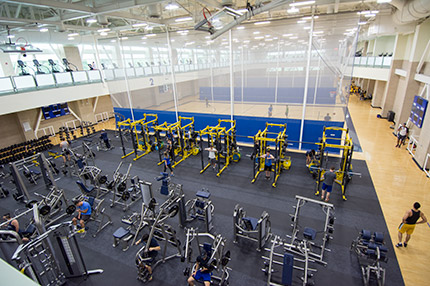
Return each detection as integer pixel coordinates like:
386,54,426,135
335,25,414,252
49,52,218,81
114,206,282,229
117,114,158,161
313,127,356,201
250,123,291,188
154,116,199,168
199,119,240,177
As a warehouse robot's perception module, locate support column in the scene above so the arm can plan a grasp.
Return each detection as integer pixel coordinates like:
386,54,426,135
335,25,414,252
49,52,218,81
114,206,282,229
371,80,386,108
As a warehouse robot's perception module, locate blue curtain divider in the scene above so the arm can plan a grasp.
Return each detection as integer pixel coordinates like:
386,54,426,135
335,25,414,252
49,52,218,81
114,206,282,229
114,108,344,153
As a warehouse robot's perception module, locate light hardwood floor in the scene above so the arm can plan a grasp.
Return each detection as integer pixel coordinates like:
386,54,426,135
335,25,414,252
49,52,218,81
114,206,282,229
347,95,430,286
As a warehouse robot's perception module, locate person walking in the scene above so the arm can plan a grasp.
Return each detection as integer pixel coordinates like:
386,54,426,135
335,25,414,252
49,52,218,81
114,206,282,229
395,123,408,148
396,202,427,247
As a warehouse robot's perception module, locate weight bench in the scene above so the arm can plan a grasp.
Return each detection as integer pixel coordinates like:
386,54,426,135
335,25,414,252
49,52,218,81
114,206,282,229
76,180,96,195
113,227,134,251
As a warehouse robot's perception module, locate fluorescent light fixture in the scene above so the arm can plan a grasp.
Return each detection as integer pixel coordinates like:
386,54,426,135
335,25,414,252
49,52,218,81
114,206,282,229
254,36,264,40
177,30,189,34
142,42,147,44
100,32,108,36
273,37,278,40
302,16,319,20
205,36,211,39
253,31,260,34
86,18,97,23
132,23,147,27
297,20,306,24
358,21,367,25
303,26,311,30
377,0,391,3
371,11,379,14
68,33,79,37
98,28,110,32
145,26,154,31
40,28,49,32
287,7,299,13
7,35,15,39
68,37,75,40
254,21,271,25
237,9,248,13
121,37,128,40
289,36,298,39
185,41,195,46
364,13,376,17
289,1,315,7
313,31,323,34
265,34,271,37
146,33,156,37
243,40,250,43
171,39,175,42
111,40,116,43
283,33,293,37
265,39,273,42
175,17,192,22
236,26,245,30
165,3,179,10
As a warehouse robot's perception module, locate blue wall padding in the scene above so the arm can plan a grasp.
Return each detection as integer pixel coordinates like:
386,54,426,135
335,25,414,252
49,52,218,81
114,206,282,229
114,108,344,153
282,253,294,286
200,87,337,104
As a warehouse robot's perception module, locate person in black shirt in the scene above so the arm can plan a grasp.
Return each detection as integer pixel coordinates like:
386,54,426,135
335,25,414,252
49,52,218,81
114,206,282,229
136,233,161,280
187,251,212,286
396,202,427,247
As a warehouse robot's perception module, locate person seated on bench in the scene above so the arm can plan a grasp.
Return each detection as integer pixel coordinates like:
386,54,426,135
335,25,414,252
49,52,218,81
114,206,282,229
135,233,161,282
2,213,30,242
187,250,213,286
72,199,91,232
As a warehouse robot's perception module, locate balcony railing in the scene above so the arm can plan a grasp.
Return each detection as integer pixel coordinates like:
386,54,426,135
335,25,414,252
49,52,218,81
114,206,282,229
348,56,392,68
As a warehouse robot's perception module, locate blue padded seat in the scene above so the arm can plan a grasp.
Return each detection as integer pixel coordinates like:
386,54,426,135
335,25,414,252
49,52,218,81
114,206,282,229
196,190,211,199
242,217,259,231
113,227,130,239
361,229,371,240
374,232,384,243
76,181,95,193
303,227,317,240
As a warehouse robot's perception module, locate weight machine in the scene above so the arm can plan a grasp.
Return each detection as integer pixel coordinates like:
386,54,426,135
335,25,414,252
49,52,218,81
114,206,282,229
350,230,388,286
117,114,159,161
199,119,240,177
233,204,271,251
262,235,317,286
108,162,136,210
154,116,199,168
135,197,183,283
183,227,231,286
48,59,60,73
12,221,102,286
250,123,291,188
77,165,110,199
288,195,335,264
184,188,215,233
66,195,112,238
313,127,357,201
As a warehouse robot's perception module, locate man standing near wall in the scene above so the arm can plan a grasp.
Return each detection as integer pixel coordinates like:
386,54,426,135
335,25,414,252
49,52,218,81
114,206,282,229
396,202,427,247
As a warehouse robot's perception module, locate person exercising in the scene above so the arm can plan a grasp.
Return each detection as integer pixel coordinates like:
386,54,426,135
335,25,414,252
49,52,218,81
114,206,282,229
321,166,336,202
2,213,29,242
396,202,427,247
260,150,275,180
72,199,91,231
205,145,217,170
135,233,161,281
306,149,316,166
100,130,111,149
60,138,71,165
163,152,174,176
187,251,213,286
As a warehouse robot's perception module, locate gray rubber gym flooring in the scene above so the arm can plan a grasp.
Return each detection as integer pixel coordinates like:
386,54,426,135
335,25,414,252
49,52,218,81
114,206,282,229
0,130,404,286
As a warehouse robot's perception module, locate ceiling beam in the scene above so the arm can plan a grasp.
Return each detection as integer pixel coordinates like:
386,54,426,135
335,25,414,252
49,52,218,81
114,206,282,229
0,16,99,31
1,0,93,14
194,0,223,10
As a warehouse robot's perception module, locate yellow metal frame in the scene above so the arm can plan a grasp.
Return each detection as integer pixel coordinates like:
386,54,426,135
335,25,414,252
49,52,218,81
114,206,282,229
314,126,353,200
117,114,158,160
199,119,238,177
249,123,290,188
153,116,199,168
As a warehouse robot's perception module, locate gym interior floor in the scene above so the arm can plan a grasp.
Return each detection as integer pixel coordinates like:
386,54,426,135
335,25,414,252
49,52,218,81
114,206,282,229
0,125,404,286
